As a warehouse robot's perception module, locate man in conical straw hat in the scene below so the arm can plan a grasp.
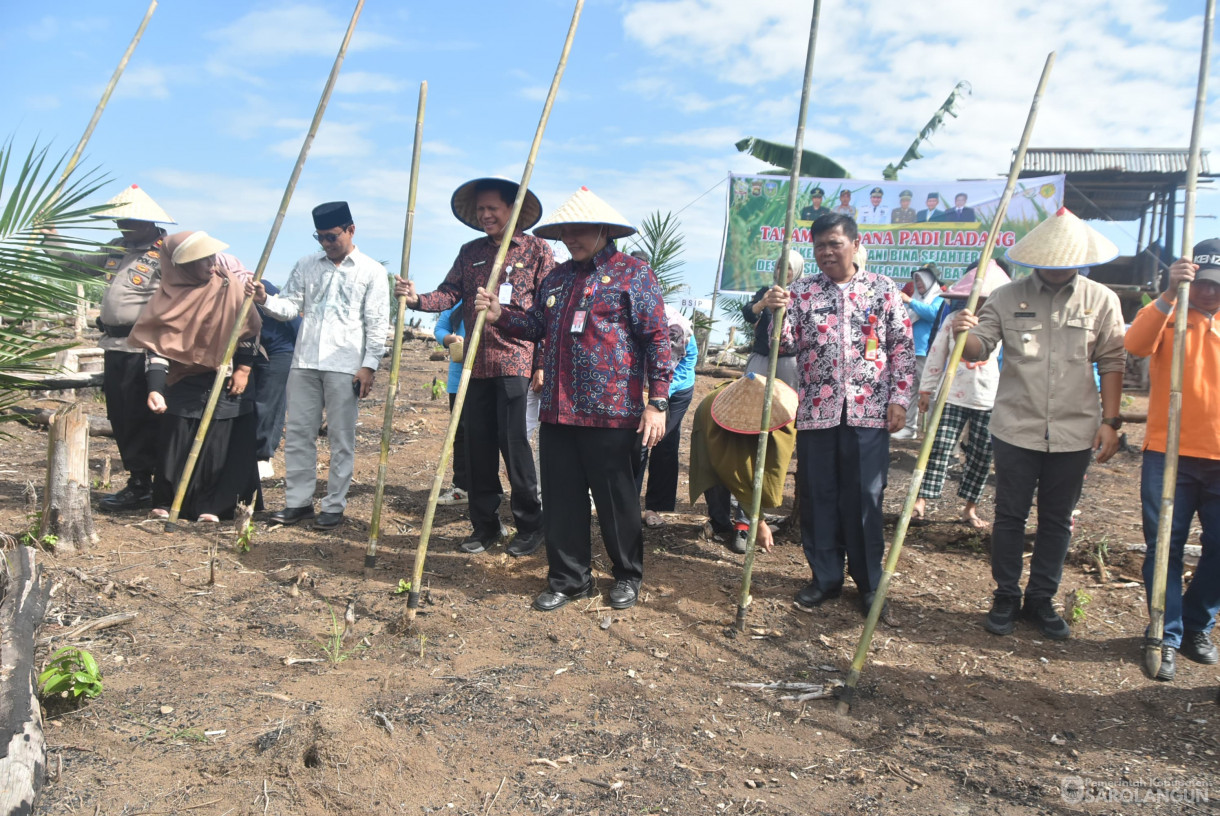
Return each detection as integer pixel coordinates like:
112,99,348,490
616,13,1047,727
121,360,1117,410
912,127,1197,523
396,178,551,557
1124,240,1220,680
475,186,671,611
952,207,1126,642
761,213,915,619
44,184,175,512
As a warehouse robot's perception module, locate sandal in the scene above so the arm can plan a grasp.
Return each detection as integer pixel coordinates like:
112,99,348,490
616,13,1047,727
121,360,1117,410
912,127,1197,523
197,513,220,524
643,510,665,528
150,508,169,520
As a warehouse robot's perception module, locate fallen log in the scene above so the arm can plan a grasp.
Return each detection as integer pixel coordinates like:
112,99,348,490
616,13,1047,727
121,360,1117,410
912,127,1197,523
12,372,104,391
0,546,51,816
695,366,744,380
11,407,112,437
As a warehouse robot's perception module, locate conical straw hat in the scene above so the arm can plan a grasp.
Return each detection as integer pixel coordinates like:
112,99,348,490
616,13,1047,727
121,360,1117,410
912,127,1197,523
533,186,635,240
450,177,542,232
1005,207,1118,269
710,372,798,434
944,260,1012,299
97,184,175,223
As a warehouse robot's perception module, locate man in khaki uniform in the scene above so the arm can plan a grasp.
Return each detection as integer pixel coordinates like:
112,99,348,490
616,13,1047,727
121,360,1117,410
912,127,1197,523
953,208,1126,642
47,185,175,511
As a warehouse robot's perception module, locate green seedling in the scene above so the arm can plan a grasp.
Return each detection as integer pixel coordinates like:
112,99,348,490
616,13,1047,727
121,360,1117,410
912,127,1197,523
315,604,367,665
39,646,103,700
429,377,444,401
1068,589,1092,624
393,579,411,595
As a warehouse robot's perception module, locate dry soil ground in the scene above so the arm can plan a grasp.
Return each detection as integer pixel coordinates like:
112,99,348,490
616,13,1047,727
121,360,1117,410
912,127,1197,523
5,336,1218,815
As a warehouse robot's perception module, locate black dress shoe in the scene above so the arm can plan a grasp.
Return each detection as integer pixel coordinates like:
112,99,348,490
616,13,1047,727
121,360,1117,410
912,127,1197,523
99,481,153,512
859,591,891,619
1148,641,1176,681
794,582,841,612
1180,630,1219,664
609,580,639,609
506,529,543,557
459,524,508,554
270,506,315,525
533,582,594,612
312,511,343,530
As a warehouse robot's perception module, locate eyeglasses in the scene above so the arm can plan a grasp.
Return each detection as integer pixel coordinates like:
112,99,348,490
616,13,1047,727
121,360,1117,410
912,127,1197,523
313,231,345,244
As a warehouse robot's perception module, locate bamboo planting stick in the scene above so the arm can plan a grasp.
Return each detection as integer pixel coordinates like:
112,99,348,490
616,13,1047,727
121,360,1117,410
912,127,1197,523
836,52,1056,714
366,81,427,572
403,0,585,625
165,0,365,528
734,0,822,631
1145,0,1214,680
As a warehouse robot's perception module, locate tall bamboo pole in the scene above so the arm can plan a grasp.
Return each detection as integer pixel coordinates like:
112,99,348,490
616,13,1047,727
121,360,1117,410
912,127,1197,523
165,0,366,528
403,0,585,625
1144,0,1214,680
734,0,822,631
59,0,159,186
836,52,1056,715
366,82,427,572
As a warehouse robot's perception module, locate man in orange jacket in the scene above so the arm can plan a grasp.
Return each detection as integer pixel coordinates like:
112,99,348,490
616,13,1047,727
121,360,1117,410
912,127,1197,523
1125,239,1220,681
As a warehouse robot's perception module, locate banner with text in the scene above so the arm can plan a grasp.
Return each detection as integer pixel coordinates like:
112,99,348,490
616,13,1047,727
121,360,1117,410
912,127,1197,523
717,174,1065,294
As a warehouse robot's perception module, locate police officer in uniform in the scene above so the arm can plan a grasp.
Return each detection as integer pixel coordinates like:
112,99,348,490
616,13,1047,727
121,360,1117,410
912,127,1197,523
47,185,174,511
857,187,890,224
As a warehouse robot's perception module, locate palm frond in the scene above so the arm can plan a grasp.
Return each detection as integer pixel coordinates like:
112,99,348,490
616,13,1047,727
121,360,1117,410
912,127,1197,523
735,137,852,179
632,211,687,299
882,81,972,180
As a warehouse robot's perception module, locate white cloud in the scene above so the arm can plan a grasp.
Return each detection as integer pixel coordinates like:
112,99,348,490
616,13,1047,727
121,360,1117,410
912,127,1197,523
270,121,375,160
109,64,170,101
23,16,58,42
337,71,408,94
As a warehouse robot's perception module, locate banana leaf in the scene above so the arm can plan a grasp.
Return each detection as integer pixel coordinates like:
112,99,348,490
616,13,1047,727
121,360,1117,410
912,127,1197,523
734,137,851,179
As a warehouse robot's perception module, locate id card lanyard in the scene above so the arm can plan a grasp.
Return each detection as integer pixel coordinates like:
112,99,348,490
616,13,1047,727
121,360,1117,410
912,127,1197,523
570,270,600,335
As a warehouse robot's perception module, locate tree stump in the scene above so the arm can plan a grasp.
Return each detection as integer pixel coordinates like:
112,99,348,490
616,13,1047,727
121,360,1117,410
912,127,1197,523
39,402,97,552
0,546,50,816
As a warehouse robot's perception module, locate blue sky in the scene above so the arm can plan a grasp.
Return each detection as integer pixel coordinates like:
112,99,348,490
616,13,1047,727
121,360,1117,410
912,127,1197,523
6,0,1219,338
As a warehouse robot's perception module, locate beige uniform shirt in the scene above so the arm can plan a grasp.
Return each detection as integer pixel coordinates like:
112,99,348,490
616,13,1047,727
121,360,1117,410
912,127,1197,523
968,271,1125,452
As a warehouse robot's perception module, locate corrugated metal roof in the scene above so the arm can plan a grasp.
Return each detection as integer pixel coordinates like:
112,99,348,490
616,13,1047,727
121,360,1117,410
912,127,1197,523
1022,148,1211,175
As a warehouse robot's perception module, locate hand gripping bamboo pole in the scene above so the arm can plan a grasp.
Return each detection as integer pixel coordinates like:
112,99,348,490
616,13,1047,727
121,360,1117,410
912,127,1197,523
403,0,585,625
1145,0,1214,680
366,82,427,572
836,52,1056,714
165,0,365,529
734,0,822,632
59,0,158,186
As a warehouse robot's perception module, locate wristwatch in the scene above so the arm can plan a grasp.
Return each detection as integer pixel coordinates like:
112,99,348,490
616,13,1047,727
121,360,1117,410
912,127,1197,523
648,398,669,412
1100,416,1123,431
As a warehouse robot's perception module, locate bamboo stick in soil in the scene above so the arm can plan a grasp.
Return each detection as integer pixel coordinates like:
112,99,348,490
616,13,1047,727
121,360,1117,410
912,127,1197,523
165,0,366,528
735,0,822,632
1144,0,1214,680
836,52,1056,715
403,0,586,626
366,81,427,573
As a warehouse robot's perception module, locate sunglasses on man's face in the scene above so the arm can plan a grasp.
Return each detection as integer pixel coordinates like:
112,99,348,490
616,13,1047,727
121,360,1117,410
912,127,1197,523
313,230,345,244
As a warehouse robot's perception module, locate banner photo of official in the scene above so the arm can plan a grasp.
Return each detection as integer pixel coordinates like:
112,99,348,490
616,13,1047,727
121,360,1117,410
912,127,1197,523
720,174,1066,293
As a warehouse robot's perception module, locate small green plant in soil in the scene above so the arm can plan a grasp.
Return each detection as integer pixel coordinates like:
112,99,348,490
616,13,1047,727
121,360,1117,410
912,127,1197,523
393,579,411,595
1068,589,1092,624
316,604,366,665
39,646,103,700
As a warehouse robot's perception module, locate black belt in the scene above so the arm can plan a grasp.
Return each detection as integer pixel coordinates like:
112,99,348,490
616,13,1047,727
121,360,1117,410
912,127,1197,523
99,320,133,338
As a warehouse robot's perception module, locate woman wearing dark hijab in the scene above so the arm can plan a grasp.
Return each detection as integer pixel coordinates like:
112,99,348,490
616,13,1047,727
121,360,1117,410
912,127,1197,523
129,231,263,522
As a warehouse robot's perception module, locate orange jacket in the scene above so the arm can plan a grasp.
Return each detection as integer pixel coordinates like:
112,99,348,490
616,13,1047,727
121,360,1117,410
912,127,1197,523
1125,298,1220,460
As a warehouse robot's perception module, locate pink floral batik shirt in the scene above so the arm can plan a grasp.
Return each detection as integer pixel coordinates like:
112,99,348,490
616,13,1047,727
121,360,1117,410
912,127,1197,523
779,269,916,430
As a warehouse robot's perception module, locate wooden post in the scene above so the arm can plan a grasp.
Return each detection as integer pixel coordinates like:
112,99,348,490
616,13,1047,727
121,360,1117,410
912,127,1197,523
0,546,50,816
39,403,97,552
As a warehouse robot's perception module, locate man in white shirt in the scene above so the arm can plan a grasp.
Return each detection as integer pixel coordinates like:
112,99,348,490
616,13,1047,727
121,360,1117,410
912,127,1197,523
856,187,890,225
248,201,391,529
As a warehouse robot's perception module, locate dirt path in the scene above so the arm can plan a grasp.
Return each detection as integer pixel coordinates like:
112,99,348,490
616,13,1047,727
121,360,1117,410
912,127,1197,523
6,338,1217,815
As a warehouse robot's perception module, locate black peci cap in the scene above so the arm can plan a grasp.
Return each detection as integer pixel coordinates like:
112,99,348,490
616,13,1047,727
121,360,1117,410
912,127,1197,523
313,201,353,230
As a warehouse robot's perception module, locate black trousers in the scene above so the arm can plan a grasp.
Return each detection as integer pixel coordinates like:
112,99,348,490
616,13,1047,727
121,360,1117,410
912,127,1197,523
103,349,159,482
539,422,644,595
634,385,694,512
465,376,541,537
447,392,470,492
990,437,1092,601
796,421,890,594
252,351,293,461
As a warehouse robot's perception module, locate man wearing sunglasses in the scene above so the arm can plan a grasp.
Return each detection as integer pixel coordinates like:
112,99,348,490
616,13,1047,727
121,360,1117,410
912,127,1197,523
248,201,390,530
